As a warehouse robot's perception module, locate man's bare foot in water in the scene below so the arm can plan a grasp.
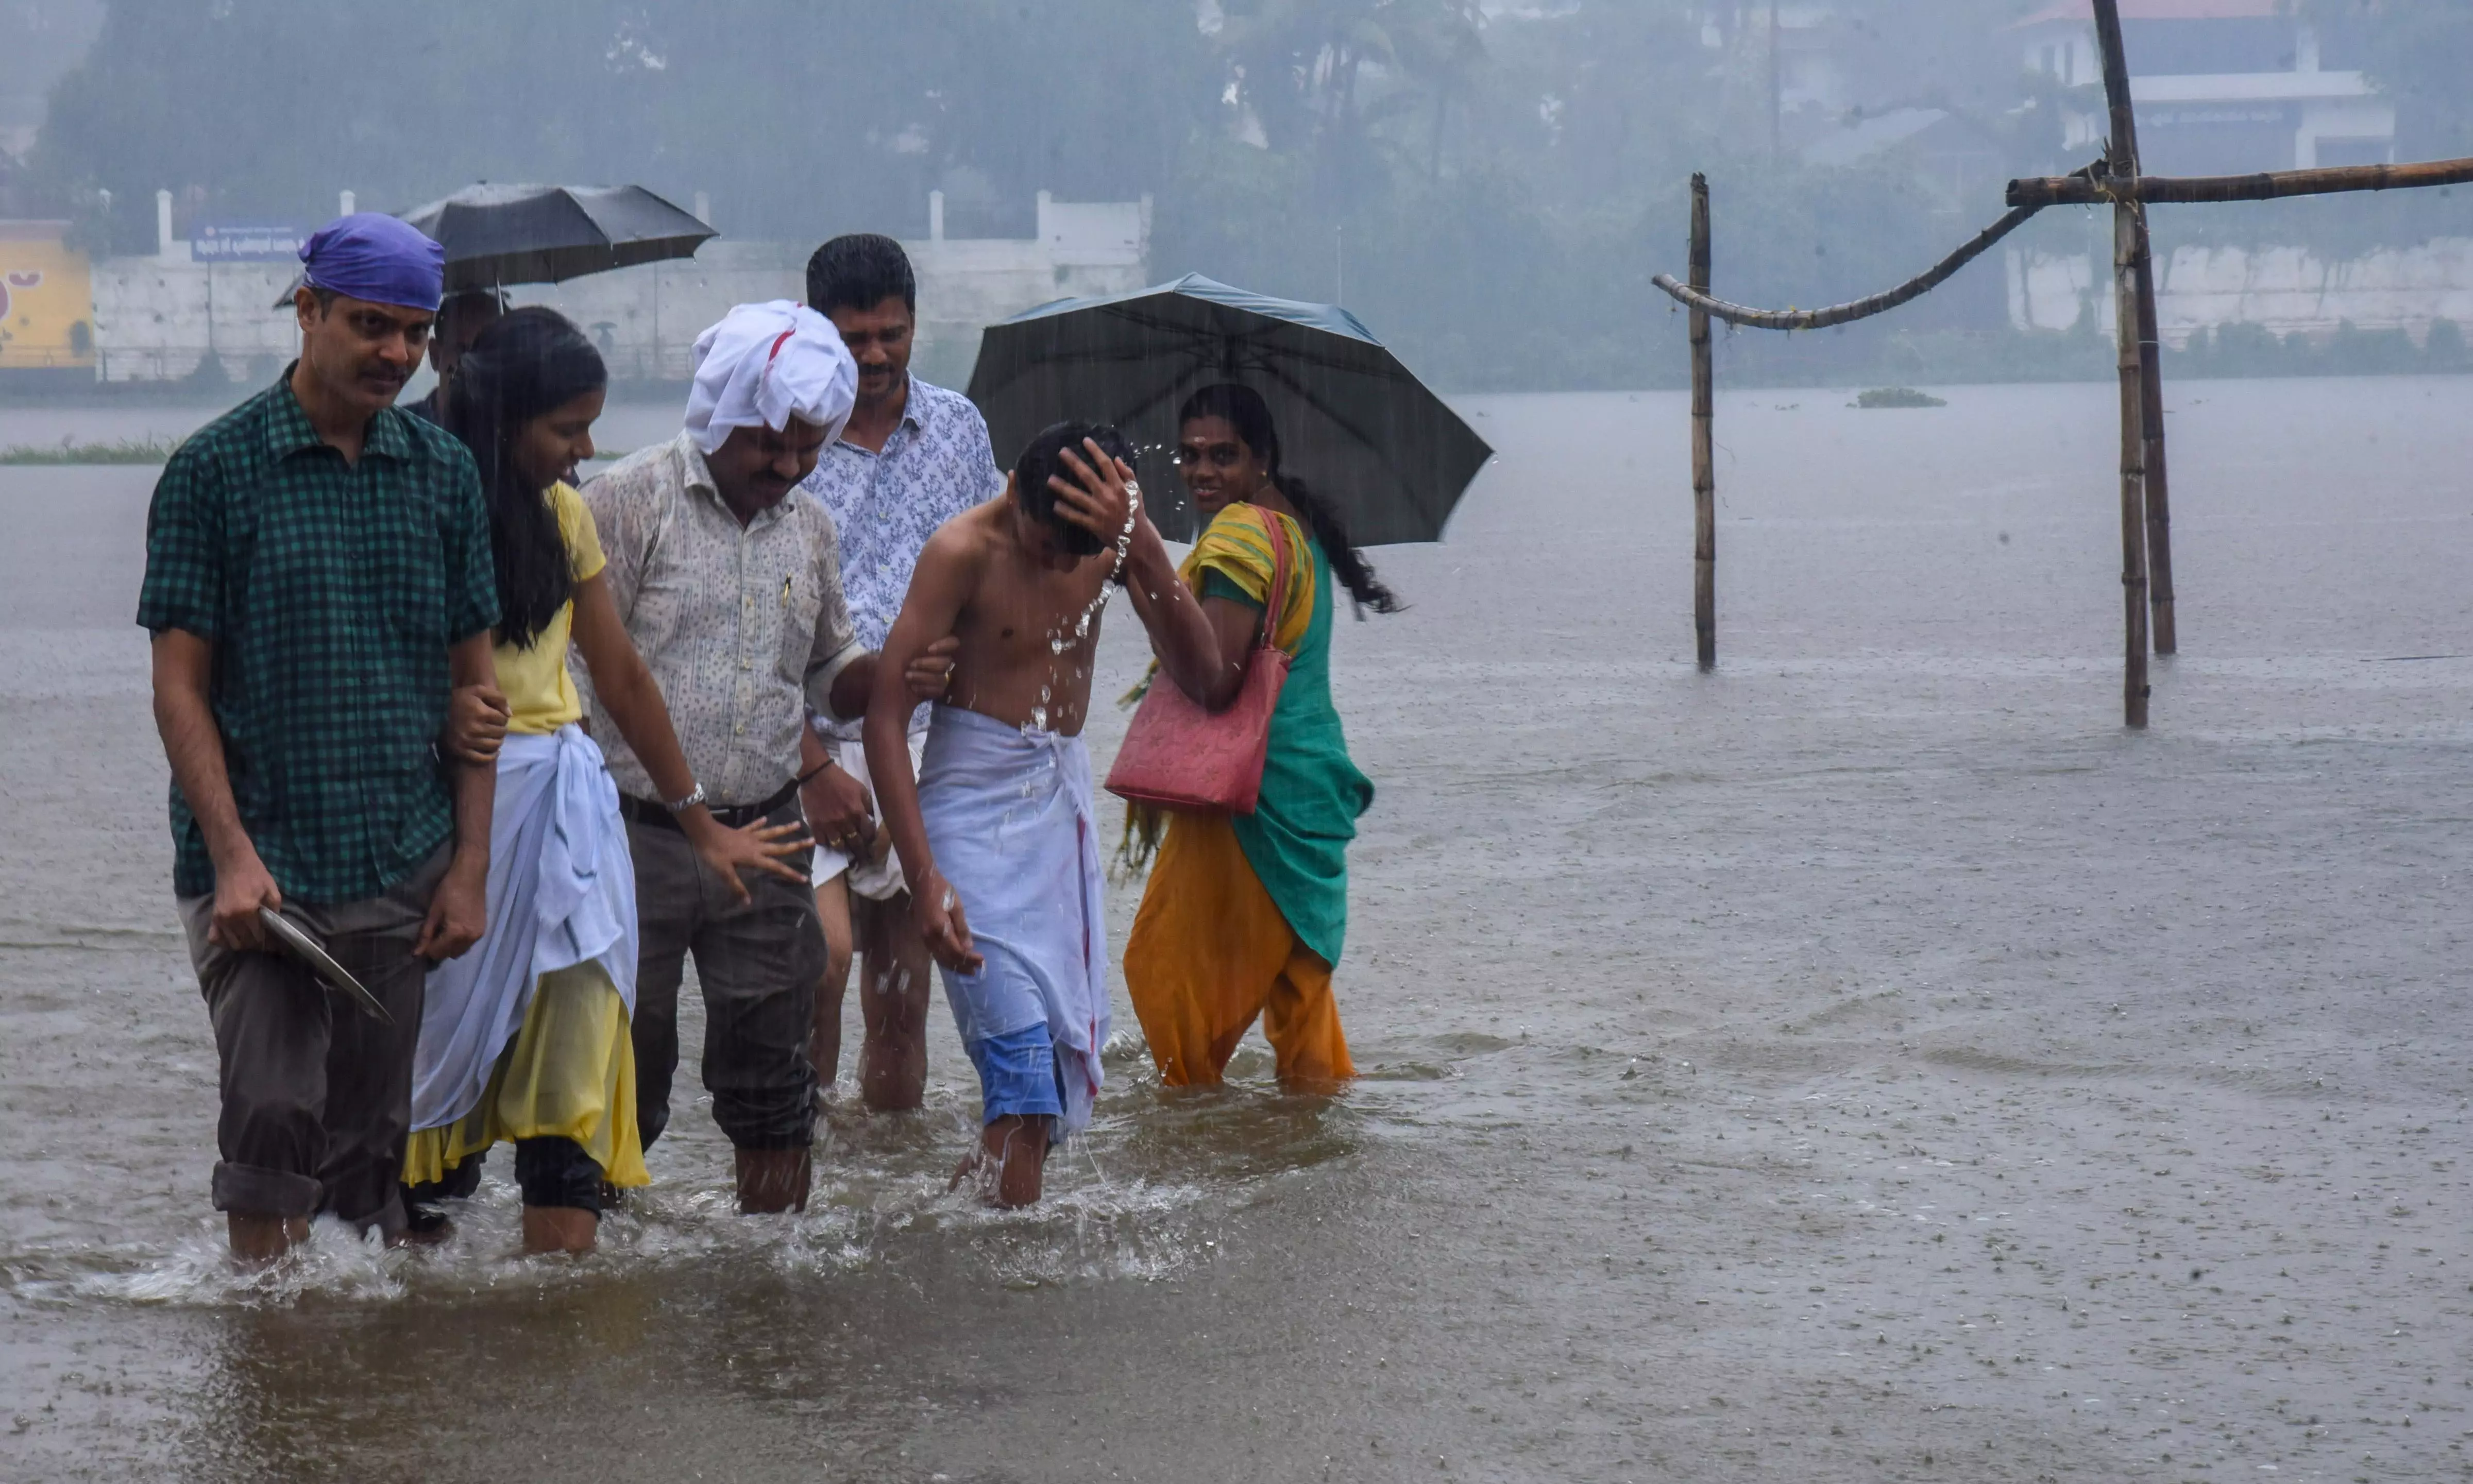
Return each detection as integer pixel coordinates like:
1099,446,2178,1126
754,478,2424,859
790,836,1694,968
228,1214,310,1264
947,1116,1049,1207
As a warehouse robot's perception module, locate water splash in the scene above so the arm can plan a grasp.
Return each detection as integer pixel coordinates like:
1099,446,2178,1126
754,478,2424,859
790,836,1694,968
1027,481,1143,736
62,1215,413,1309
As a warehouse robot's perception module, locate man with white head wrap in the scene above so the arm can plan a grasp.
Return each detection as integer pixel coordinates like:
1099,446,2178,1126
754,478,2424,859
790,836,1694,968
576,300,943,1212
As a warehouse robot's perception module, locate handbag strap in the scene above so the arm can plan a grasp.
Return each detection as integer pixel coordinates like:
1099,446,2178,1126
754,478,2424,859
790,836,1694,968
1257,503,1297,656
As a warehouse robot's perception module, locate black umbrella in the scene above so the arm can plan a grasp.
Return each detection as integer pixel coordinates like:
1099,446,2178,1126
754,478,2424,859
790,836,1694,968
400,182,716,293
966,274,1490,545
274,183,715,306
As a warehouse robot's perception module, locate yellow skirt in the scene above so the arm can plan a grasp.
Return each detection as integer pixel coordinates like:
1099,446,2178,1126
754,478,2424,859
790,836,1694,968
1124,811,1354,1091
401,961,650,1191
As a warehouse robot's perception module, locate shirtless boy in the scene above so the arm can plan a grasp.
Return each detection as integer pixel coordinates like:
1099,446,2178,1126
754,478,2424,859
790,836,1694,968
865,422,1229,1205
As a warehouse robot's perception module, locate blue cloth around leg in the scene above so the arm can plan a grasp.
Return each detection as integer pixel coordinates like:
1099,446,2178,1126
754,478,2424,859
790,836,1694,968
964,1023,1064,1127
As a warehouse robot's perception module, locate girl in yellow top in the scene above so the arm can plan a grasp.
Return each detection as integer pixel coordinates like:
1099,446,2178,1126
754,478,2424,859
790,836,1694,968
405,308,805,1254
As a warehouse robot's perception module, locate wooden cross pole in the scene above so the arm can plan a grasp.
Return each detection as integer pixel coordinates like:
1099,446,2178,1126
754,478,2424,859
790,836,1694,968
2008,157,2473,206
1690,173,1717,672
2094,0,2152,728
2101,2,2178,658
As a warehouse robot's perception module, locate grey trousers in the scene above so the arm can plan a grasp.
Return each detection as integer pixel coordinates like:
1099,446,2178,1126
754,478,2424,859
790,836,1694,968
626,801,823,1151
177,845,447,1238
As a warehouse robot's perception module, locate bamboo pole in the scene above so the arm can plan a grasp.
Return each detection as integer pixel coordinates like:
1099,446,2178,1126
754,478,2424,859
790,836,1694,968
2095,0,2150,727
1690,173,1716,672
2133,208,2177,655
2113,200,2153,727
2008,155,2473,208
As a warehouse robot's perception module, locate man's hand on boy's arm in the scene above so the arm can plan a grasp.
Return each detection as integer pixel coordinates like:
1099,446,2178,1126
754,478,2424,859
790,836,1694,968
823,636,961,719
905,637,959,703
443,682,510,765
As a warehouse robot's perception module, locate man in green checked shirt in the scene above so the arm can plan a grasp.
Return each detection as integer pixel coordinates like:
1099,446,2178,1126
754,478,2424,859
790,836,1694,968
139,215,501,1264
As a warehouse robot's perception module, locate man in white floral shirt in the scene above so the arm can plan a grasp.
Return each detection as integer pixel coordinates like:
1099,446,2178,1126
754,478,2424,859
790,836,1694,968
797,234,1006,1113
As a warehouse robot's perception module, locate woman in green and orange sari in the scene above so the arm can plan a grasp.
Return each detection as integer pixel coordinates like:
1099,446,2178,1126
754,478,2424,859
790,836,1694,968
1122,384,1397,1092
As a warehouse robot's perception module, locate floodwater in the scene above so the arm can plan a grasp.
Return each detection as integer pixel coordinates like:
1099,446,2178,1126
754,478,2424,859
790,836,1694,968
4,378,2471,1481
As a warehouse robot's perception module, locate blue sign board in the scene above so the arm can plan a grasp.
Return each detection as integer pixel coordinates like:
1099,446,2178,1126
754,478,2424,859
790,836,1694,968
190,224,306,263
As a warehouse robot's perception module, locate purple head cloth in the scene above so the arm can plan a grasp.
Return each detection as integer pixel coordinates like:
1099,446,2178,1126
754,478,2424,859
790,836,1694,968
297,213,445,313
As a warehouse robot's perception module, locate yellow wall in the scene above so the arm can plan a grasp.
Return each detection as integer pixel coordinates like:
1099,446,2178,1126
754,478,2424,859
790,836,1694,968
0,227,97,370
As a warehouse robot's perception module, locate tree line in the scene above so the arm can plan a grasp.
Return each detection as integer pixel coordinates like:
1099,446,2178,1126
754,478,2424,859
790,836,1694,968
23,0,2473,390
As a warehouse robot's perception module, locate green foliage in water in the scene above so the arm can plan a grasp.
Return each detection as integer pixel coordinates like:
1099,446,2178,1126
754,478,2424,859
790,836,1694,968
0,437,182,465
1853,387,1947,409
2173,319,2473,379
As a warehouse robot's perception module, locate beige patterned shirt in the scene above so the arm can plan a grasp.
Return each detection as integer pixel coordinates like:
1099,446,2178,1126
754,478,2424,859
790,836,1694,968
578,431,862,807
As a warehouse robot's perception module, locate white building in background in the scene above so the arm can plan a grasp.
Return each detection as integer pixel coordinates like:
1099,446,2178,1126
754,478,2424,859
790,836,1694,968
2007,236,2473,348
88,192,1150,385
523,190,1148,387
2013,0,2395,173
2001,0,2441,348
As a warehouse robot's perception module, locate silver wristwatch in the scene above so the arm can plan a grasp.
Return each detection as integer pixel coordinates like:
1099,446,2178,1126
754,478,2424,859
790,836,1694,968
664,781,708,813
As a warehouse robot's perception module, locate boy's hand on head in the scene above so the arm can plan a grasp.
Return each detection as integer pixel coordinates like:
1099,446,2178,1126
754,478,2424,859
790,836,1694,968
444,683,510,766
1050,439,1140,545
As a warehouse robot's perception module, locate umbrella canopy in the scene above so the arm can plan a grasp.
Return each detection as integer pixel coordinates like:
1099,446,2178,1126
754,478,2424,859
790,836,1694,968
400,182,714,293
966,274,1490,545
272,183,716,308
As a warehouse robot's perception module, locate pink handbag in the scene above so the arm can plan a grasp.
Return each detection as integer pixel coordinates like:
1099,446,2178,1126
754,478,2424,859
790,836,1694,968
1105,512,1297,815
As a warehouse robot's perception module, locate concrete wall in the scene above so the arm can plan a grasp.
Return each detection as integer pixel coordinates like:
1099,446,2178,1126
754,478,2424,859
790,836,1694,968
2006,238,2473,346
85,194,1150,387
92,257,299,384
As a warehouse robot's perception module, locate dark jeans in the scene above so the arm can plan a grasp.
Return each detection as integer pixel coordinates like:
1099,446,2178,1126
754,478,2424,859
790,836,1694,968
403,1140,600,1216
404,1154,483,1209
626,801,823,1151
515,1137,603,1214
177,845,448,1239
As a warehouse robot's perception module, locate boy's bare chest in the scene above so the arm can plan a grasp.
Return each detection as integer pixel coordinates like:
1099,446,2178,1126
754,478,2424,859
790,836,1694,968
956,564,1111,673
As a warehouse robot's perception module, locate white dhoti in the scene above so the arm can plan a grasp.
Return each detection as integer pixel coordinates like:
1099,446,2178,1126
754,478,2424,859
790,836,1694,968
808,723,927,901
410,726,638,1135
916,704,1109,1136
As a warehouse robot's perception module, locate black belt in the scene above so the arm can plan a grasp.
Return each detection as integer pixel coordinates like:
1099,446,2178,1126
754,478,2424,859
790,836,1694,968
619,778,801,832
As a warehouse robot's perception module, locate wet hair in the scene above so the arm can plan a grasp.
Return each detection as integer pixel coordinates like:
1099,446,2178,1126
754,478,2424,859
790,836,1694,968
437,288,506,331
443,306,607,649
806,233,916,316
1013,420,1134,559
1176,383,1401,617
